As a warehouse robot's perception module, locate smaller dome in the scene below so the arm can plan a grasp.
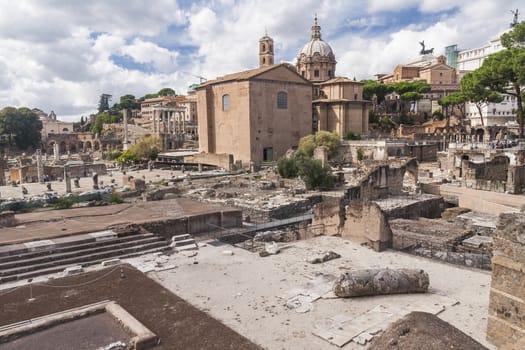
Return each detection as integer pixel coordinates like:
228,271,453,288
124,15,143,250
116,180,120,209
300,39,333,57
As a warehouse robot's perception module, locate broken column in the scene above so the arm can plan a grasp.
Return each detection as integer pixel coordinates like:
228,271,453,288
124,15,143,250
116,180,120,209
92,173,99,190
333,268,429,297
64,165,71,193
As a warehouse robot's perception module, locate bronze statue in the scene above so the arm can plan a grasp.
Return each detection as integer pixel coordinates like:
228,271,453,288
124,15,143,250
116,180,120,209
419,40,434,55
511,8,519,27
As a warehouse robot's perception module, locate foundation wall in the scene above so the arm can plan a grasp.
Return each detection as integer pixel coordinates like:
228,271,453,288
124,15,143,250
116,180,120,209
487,213,525,348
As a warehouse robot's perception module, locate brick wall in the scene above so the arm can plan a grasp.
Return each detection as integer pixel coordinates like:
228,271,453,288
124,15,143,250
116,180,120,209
487,213,525,348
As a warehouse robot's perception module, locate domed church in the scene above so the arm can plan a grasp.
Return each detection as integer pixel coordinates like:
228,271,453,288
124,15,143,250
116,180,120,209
296,16,369,137
296,15,337,82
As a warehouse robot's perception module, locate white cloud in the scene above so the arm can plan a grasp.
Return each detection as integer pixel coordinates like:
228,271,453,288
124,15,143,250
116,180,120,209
0,0,522,121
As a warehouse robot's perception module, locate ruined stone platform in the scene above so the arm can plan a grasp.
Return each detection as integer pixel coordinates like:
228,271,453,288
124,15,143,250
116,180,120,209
0,198,241,246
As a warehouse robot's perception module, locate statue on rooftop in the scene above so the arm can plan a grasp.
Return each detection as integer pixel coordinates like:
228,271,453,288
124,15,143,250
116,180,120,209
511,8,519,27
419,40,434,55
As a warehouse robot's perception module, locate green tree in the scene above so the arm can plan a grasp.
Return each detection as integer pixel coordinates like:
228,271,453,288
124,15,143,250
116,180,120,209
476,47,525,136
298,131,340,157
362,80,393,112
501,21,525,49
118,94,140,111
460,70,503,127
157,88,176,96
391,81,430,112
91,113,121,135
98,93,112,113
0,107,42,150
439,92,468,120
129,135,162,160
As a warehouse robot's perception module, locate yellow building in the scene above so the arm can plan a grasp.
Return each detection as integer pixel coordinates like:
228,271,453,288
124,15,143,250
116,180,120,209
313,78,369,136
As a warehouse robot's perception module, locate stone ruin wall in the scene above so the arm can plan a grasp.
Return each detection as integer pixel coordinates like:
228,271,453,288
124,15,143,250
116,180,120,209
9,164,107,183
487,213,525,348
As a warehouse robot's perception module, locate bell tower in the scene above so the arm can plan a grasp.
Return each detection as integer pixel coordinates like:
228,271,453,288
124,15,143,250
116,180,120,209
259,32,274,67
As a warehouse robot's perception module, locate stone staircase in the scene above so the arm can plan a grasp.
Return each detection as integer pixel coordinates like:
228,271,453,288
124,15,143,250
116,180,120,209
170,234,198,251
0,232,171,283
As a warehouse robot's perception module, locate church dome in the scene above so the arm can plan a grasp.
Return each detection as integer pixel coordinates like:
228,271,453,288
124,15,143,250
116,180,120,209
297,16,334,59
299,38,333,57
296,16,337,82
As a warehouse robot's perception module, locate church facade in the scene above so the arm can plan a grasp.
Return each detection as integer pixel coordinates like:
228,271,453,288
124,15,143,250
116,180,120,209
297,16,369,137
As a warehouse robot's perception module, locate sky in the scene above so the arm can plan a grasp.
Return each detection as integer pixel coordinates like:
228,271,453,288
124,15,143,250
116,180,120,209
0,0,521,121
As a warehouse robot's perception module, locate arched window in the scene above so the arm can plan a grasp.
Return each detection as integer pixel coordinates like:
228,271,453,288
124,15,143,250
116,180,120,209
262,57,266,64
222,94,231,111
262,44,266,52
62,128,69,132
277,92,287,109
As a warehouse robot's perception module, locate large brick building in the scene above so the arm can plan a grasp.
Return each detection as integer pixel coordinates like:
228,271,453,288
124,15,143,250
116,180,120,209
195,63,312,167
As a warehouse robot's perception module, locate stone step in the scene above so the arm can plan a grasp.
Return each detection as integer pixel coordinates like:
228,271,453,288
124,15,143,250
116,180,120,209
171,234,191,242
171,238,196,247
0,245,171,284
0,240,169,279
0,236,164,271
0,233,155,263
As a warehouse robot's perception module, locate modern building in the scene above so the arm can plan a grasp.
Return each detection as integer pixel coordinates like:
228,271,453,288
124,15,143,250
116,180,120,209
448,31,517,127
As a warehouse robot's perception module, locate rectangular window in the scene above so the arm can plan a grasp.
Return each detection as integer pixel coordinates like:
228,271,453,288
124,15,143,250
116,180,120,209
277,92,287,109
222,94,230,111
263,147,273,161
314,69,320,78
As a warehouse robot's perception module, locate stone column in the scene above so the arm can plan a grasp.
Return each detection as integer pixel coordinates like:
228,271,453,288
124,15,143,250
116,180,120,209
122,109,129,151
64,165,71,193
36,149,44,183
53,143,59,163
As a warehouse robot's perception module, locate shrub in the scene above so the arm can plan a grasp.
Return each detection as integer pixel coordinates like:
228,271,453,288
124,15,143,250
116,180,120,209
298,131,340,157
106,150,123,161
277,156,299,178
345,131,361,140
298,157,335,191
357,148,365,162
54,197,73,210
109,192,124,204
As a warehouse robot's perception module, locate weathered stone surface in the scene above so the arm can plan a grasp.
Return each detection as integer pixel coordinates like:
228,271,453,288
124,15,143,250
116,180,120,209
307,251,341,264
487,213,525,348
491,262,525,301
489,290,525,330
333,268,429,298
442,207,471,222
0,211,16,228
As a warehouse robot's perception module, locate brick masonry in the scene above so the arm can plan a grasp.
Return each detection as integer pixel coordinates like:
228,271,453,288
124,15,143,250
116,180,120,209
487,213,525,348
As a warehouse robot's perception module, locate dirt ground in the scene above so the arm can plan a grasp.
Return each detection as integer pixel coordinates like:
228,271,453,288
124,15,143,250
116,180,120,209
148,235,496,350
0,265,261,350
369,311,488,350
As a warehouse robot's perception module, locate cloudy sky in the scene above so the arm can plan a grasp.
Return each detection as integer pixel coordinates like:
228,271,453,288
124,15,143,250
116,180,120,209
0,0,521,121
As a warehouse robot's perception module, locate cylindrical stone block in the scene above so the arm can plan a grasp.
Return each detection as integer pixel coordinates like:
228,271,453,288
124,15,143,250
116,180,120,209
333,268,429,297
